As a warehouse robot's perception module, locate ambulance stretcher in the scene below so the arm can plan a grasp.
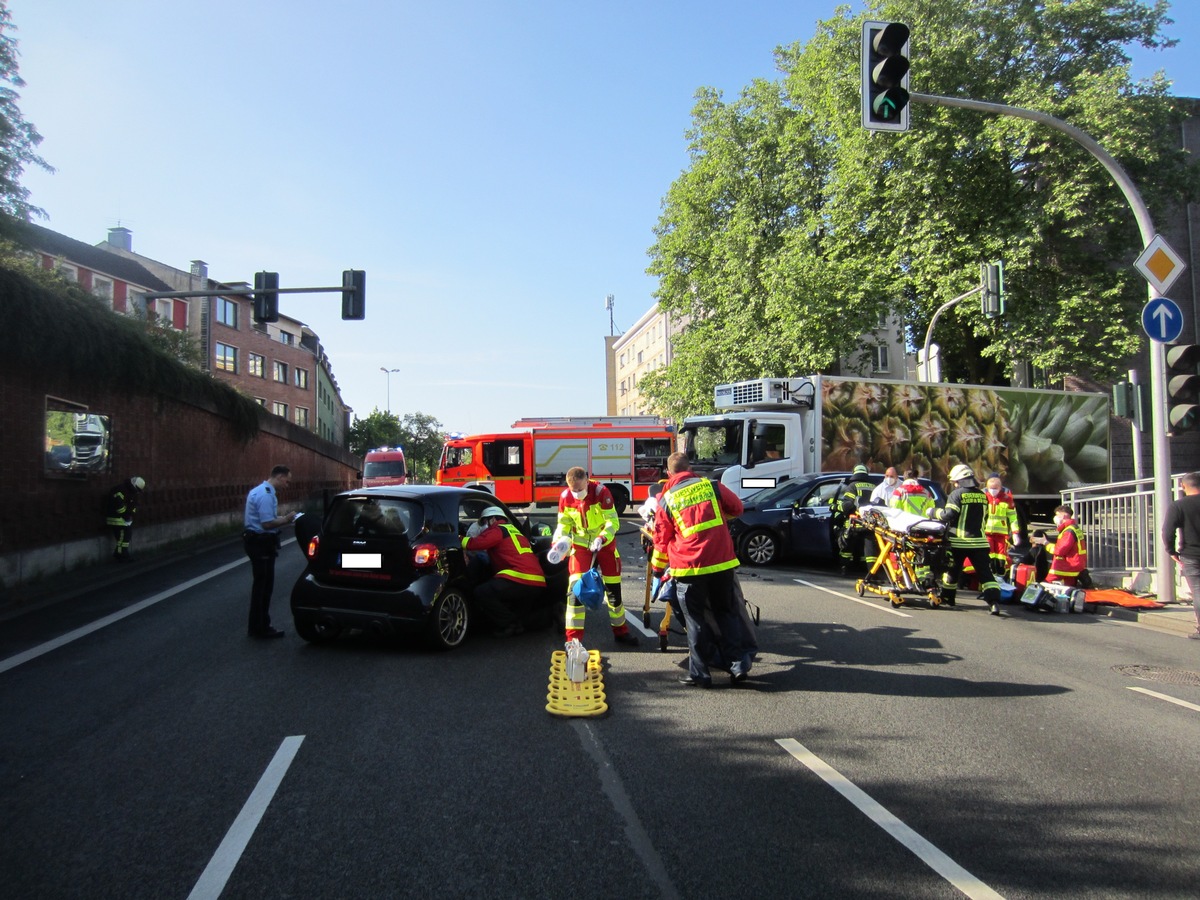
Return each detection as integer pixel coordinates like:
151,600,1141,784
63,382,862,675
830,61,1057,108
852,505,948,609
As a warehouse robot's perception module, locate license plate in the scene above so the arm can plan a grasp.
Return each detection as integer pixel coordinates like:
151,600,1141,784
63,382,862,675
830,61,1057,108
340,553,382,569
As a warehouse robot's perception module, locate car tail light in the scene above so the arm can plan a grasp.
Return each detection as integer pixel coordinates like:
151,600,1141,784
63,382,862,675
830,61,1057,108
306,535,321,559
413,543,439,568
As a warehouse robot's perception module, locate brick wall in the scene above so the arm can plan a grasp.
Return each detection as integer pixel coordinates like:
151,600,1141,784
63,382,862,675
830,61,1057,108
0,355,361,588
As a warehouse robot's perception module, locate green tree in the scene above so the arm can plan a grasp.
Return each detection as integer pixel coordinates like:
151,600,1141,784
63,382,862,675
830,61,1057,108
644,0,1198,416
396,412,446,484
0,2,52,236
346,409,445,483
347,408,401,458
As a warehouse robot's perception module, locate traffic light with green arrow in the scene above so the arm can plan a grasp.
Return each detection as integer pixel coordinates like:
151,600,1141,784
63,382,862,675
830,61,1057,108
861,21,910,132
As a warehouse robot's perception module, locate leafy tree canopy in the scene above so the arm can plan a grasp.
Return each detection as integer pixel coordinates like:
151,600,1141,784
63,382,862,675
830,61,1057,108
643,0,1198,417
347,409,446,483
0,2,51,236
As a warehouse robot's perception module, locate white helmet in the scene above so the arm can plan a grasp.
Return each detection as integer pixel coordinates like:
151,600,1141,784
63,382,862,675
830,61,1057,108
948,464,974,483
480,506,507,521
131,476,146,490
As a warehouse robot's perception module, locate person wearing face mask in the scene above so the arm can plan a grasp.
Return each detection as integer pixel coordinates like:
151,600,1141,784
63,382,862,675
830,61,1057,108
889,470,934,516
1035,505,1087,586
983,474,1021,575
554,466,637,646
936,463,1001,615
869,467,900,506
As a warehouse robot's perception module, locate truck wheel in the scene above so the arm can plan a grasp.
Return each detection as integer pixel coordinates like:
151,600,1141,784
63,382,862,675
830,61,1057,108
606,485,629,516
740,529,779,566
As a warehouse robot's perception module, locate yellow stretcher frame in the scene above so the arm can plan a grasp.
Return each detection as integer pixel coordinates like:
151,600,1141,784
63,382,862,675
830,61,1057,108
853,512,945,609
641,524,674,652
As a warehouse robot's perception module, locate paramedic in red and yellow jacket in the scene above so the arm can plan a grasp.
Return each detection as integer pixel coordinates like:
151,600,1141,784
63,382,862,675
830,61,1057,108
653,452,750,686
462,506,546,636
1042,505,1087,586
555,467,637,645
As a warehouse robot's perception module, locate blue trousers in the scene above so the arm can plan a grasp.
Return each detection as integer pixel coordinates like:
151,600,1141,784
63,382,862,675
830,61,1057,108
676,569,750,682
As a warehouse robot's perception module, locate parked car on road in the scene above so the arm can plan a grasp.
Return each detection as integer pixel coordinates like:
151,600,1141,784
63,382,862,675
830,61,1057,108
291,485,565,649
729,472,946,566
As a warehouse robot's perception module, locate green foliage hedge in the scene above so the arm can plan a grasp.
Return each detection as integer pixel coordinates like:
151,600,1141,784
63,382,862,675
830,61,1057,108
0,263,263,442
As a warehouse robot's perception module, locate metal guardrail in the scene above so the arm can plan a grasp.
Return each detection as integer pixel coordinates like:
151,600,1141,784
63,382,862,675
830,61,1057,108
1060,475,1183,573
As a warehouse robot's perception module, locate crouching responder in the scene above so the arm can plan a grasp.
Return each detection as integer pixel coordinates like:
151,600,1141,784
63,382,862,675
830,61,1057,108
936,464,1002,615
1037,504,1087,587
105,476,145,561
555,466,638,646
462,506,547,637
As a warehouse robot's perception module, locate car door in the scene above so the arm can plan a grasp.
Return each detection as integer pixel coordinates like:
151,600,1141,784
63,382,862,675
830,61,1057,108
788,479,844,559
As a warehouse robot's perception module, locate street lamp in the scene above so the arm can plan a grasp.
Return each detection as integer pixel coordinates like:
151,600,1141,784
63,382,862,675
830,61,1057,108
380,367,399,414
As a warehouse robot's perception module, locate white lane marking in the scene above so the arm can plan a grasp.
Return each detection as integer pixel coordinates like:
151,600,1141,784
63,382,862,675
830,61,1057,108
188,735,305,900
0,557,250,675
776,738,1004,900
574,721,679,900
1128,686,1200,712
793,578,912,618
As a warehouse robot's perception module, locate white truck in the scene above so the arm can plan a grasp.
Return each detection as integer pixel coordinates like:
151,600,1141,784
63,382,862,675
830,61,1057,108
679,375,1109,518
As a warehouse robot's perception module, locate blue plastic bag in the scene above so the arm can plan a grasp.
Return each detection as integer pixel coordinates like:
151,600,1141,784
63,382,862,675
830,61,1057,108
572,563,606,610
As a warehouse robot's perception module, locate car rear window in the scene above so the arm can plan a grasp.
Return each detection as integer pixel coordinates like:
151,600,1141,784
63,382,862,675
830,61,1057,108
326,497,421,538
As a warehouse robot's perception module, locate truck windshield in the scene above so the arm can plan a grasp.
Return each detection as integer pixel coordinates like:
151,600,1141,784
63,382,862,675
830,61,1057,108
682,421,743,467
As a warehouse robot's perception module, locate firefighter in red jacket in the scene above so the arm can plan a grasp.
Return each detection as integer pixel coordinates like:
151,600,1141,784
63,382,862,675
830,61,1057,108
1037,504,1087,586
555,467,637,645
462,506,547,637
654,451,750,687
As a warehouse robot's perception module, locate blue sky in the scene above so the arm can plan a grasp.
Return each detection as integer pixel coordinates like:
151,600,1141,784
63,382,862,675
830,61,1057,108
10,0,1200,435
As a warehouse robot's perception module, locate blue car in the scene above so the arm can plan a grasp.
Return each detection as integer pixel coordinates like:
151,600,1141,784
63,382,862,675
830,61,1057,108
728,472,945,567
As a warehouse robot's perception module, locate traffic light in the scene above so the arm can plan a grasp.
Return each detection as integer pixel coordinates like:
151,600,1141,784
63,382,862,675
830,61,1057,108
982,262,1004,318
1112,381,1151,431
253,271,279,323
1166,343,1200,432
861,20,910,132
342,269,365,320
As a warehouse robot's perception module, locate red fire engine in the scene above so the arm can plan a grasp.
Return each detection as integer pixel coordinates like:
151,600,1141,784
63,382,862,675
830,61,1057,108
436,417,674,514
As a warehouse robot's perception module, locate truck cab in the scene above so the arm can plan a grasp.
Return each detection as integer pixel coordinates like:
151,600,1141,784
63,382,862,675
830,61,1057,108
680,378,817,498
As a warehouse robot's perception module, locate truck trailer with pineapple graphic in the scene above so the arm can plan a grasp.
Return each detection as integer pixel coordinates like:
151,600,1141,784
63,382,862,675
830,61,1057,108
680,376,1108,516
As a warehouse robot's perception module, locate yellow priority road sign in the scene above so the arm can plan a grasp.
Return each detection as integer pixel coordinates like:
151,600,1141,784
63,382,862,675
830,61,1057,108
1134,234,1186,295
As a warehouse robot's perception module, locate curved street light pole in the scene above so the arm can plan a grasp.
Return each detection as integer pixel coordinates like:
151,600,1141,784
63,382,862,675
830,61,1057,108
380,367,399,415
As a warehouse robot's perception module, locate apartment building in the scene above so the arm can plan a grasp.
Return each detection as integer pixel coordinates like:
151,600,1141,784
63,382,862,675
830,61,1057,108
24,224,350,446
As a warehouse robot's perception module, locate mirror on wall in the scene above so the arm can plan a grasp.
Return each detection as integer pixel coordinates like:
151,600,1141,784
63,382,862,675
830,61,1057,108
44,396,112,477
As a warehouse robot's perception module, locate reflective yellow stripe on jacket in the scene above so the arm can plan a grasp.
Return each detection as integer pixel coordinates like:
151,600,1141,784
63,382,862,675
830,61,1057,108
661,477,739,577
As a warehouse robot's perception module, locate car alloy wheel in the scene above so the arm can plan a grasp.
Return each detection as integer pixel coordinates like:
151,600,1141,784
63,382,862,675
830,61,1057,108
427,587,470,650
741,529,779,566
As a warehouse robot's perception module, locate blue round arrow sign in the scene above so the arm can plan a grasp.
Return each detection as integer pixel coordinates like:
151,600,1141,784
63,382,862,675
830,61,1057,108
1142,296,1183,343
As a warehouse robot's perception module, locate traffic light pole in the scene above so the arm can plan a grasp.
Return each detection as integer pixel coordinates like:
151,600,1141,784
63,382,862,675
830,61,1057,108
910,90,1174,602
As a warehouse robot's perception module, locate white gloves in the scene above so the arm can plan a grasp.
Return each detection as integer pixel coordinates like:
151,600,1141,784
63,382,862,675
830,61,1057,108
590,536,605,552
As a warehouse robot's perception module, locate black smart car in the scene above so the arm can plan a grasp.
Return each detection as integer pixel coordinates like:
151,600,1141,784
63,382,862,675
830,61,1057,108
290,485,565,649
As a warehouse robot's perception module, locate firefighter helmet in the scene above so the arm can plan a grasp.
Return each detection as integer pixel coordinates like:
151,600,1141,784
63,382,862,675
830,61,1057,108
949,464,974,483
480,506,507,521
131,476,146,490
852,464,868,475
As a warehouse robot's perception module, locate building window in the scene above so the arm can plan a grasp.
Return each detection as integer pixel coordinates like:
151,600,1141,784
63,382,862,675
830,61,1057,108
274,361,288,383
871,344,890,373
216,297,238,327
248,352,265,378
294,367,309,390
215,342,237,373
272,401,288,418
57,262,78,282
279,331,295,346
92,277,113,304
254,397,266,406
295,407,309,427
